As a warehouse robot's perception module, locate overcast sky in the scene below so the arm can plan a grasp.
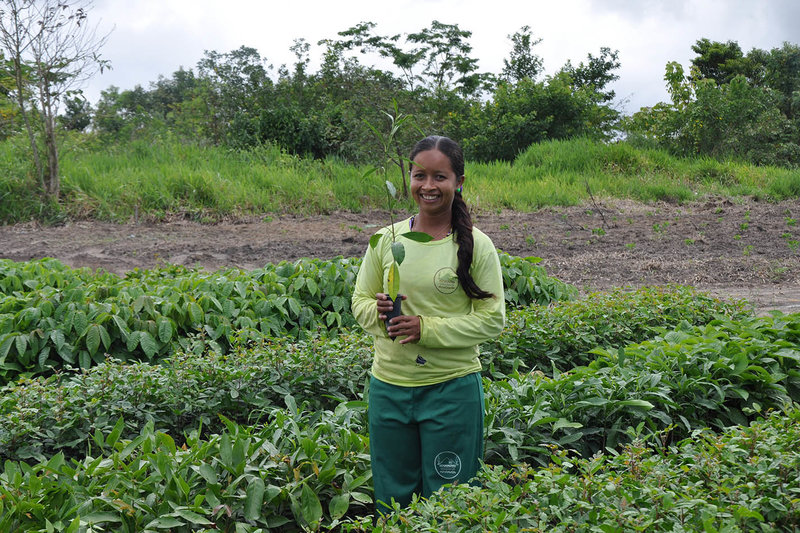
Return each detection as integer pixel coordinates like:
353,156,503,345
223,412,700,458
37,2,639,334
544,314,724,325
85,0,800,115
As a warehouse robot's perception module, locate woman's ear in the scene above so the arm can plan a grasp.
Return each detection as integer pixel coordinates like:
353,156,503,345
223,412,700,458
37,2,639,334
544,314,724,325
457,175,465,191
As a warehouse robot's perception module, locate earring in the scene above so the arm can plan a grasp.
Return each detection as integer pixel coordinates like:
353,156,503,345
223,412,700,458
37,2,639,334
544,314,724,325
456,186,463,193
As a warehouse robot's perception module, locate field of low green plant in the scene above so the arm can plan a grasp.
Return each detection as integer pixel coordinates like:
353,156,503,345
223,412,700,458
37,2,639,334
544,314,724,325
1,253,798,531
2,134,800,223
0,253,573,383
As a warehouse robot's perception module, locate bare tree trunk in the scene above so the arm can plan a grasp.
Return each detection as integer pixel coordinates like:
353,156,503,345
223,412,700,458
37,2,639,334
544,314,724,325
4,2,45,190
12,59,44,190
1,0,110,201
38,76,59,197
44,114,59,197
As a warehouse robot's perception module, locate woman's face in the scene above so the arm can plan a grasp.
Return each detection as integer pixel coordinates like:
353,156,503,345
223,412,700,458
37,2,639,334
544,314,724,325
409,149,465,217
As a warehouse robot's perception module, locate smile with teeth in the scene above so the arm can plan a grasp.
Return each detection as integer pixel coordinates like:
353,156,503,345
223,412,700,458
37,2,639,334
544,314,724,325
421,193,440,200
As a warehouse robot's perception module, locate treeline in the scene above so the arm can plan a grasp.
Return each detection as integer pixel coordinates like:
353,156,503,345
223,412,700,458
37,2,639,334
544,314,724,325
3,20,800,185
54,22,622,164
625,39,800,167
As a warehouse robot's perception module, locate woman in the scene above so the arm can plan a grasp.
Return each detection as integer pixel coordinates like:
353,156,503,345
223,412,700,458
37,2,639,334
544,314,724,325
351,135,505,514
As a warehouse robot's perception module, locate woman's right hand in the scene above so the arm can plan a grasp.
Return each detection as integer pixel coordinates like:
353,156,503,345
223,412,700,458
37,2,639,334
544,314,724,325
376,293,406,321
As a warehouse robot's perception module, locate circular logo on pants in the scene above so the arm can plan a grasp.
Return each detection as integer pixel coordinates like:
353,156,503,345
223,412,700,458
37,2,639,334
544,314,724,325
433,451,462,480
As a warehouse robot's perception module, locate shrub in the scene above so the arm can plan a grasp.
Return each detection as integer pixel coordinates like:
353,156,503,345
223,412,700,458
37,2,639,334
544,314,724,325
0,255,574,382
485,313,800,464
365,407,800,532
0,332,373,462
0,404,372,531
485,286,750,376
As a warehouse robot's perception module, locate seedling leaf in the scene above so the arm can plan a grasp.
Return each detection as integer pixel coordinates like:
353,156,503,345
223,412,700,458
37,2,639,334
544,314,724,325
385,180,397,199
402,231,433,243
391,241,405,265
388,262,399,301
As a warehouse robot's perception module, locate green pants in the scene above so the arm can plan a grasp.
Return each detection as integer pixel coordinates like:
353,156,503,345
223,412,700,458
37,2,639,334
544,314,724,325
368,372,484,514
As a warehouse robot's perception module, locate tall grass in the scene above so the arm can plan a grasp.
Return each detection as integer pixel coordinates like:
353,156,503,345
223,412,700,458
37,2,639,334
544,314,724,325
2,133,799,223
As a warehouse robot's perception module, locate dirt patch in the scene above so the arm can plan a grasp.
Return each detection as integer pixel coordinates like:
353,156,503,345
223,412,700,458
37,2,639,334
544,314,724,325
2,198,799,315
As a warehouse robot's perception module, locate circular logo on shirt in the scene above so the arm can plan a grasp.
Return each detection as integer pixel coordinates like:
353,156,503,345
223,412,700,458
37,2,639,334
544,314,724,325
434,451,462,480
434,267,459,294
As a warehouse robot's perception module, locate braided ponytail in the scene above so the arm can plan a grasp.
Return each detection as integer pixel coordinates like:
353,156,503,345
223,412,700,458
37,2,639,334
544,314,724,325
451,190,494,300
410,135,494,300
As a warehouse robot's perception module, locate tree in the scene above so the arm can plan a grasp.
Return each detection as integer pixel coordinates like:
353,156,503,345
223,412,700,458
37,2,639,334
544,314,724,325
407,20,487,97
0,0,110,198
758,42,800,119
58,93,91,131
690,38,759,85
502,25,543,83
560,47,621,102
196,46,273,144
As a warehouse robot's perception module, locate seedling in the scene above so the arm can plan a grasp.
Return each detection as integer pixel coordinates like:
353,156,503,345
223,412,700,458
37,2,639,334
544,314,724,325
742,244,753,256
786,217,796,227
525,235,536,246
592,227,606,236
367,181,432,337
652,222,669,234
500,224,510,230
625,243,636,250
363,100,430,338
685,239,695,245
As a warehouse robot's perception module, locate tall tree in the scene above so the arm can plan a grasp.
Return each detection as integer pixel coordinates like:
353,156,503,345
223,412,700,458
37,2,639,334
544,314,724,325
560,47,621,102
502,25,543,83
407,20,486,97
0,0,110,198
690,38,759,85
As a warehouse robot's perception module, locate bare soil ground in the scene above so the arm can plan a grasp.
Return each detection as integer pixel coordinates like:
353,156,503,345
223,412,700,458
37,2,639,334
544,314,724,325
2,198,799,315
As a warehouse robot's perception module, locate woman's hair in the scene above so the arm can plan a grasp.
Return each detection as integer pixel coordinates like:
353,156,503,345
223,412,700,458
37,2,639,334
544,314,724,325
409,135,494,300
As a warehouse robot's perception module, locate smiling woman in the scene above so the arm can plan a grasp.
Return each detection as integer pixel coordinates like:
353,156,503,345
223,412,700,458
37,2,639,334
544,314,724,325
351,135,506,516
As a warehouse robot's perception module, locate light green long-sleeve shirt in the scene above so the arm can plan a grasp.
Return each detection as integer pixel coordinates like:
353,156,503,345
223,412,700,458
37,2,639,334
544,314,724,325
352,217,506,387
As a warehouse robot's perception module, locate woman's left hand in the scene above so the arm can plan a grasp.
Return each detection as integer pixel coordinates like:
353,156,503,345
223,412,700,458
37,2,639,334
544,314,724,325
387,314,421,344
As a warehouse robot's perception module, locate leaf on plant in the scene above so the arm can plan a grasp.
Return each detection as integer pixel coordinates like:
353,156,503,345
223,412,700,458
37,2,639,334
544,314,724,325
329,493,350,520
369,233,382,249
388,262,399,301
385,180,397,198
362,165,378,179
552,418,583,432
86,325,101,355
391,241,405,265
300,484,323,526
245,477,266,521
139,331,158,359
401,231,433,243
174,509,213,525
48,329,66,350
619,400,653,410
157,318,172,344
81,512,122,525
